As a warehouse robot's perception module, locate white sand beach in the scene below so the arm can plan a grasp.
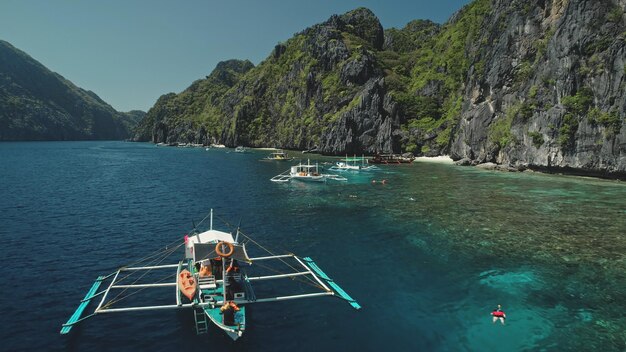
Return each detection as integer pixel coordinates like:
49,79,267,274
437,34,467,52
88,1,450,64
414,155,454,164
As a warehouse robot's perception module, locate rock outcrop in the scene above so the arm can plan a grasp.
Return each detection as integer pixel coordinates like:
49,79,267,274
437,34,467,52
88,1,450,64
450,0,626,178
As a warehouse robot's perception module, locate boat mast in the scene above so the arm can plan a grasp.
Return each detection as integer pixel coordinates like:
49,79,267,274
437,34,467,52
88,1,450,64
222,252,227,305
210,209,213,231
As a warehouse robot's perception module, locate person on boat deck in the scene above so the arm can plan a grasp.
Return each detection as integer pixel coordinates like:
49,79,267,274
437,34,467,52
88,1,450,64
199,263,212,277
491,304,506,325
220,301,240,326
225,276,243,300
210,257,223,279
227,259,239,274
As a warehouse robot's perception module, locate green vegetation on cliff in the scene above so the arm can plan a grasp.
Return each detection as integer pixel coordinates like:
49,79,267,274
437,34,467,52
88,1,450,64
133,59,253,143
381,0,492,154
134,0,624,178
0,40,141,141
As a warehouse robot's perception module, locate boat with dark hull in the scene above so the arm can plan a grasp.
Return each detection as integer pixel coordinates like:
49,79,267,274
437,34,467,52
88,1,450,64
370,153,415,164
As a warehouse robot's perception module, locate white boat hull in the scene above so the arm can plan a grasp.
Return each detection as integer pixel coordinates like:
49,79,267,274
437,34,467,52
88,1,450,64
291,175,326,182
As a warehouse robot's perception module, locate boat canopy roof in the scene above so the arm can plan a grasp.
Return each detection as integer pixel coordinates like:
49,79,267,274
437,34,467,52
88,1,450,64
185,229,251,262
188,229,234,244
193,242,251,263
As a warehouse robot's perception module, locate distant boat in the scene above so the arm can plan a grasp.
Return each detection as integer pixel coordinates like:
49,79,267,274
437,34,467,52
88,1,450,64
60,210,360,341
211,144,226,148
234,146,246,153
302,146,319,154
264,150,293,161
271,160,347,183
370,153,415,164
329,156,379,172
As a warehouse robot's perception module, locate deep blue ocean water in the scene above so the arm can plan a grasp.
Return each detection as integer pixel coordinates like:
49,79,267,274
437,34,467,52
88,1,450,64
1,141,624,351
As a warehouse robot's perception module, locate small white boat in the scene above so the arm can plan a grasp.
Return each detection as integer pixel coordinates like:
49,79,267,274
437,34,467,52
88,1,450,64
211,144,226,148
234,146,246,153
60,210,360,341
329,156,379,172
271,160,347,183
264,150,293,161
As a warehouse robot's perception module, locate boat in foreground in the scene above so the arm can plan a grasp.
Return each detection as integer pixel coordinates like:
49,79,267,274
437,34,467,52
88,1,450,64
271,160,347,183
60,210,360,341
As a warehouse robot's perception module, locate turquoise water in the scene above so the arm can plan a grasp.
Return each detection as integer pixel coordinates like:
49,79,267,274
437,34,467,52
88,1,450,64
0,141,624,351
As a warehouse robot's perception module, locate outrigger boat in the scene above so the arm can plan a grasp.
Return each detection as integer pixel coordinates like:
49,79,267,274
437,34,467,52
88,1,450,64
270,160,347,183
264,149,293,161
329,156,379,172
60,210,360,341
370,153,415,164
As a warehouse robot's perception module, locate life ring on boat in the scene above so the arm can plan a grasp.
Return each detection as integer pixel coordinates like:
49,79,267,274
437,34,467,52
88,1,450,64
215,241,234,257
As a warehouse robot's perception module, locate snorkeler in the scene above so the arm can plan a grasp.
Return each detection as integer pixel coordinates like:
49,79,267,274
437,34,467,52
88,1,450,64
491,304,506,325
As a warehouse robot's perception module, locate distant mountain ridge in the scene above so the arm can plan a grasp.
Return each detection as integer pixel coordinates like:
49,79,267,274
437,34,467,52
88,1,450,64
136,1,625,178
0,40,143,141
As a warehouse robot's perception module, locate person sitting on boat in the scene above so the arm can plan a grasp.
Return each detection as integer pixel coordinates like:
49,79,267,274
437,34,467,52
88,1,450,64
210,257,223,279
226,259,239,274
225,276,243,300
491,305,506,325
220,300,240,312
199,263,212,277
220,300,240,326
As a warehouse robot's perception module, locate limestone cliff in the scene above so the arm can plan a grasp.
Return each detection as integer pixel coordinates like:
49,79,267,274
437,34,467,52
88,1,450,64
136,1,626,178
451,0,626,178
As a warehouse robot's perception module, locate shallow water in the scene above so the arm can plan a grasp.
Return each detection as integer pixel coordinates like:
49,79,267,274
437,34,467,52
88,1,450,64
0,141,624,351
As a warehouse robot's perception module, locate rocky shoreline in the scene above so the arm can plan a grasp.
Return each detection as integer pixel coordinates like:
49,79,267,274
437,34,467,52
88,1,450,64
453,158,626,181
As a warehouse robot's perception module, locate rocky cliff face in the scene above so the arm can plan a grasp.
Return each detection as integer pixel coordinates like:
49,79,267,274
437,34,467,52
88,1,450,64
0,40,142,141
137,8,404,154
137,1,625,178
133,59,254,143
451,0,626,178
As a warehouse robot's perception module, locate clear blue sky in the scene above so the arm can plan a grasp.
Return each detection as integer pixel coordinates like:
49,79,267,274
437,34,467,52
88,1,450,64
0,0,471,112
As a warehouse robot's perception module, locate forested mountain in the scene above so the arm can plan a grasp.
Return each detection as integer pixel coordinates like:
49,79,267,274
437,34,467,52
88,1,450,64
0,40,142,140
136,1,625,178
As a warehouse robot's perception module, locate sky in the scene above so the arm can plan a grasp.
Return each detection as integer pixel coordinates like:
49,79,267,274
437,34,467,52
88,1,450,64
0,0,471,112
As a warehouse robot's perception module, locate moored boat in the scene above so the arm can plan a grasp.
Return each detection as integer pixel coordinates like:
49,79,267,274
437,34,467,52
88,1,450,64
271,160,347,182
264,149,293,161
370,153,415,164
60,210,360,341
329,156,379,172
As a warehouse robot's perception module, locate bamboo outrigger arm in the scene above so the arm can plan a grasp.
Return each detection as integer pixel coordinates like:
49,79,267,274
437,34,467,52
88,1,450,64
61,254,360,335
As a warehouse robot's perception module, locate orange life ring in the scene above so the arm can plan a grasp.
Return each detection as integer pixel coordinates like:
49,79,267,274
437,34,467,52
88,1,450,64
215,241,234,257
